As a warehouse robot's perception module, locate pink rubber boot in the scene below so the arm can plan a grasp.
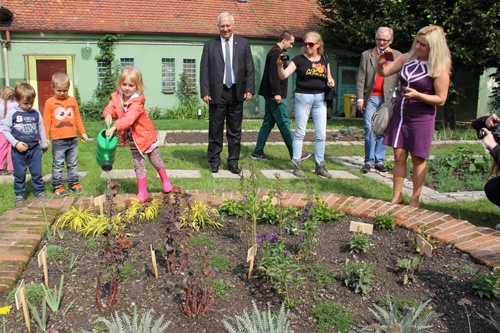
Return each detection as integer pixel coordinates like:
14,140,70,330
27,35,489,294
136,177,149,201
158,169,173,193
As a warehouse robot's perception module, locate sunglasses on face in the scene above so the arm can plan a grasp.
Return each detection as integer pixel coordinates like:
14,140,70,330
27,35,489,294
304,42,318,48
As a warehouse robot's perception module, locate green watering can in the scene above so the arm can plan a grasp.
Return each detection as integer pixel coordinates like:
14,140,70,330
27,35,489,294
96,125,118,171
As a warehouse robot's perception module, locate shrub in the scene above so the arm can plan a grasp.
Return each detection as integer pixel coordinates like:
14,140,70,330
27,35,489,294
311,301,354,333
181,199,221,231
343,260,374,294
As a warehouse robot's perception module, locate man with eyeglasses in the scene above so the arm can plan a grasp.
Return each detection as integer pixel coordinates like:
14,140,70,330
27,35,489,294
250,31,311,162
356,27,401,174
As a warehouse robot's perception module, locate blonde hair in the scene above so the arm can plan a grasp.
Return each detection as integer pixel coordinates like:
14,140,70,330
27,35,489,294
51,72,70,88
407,25,452,78
0,86,15,117
117,66,145,94
302,31,325,55
14,82,36,103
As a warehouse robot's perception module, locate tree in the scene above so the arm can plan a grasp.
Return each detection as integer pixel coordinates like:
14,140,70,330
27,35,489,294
318,0,499,126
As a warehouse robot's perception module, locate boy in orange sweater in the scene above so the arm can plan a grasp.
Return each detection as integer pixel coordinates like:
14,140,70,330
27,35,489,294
44,72,88,196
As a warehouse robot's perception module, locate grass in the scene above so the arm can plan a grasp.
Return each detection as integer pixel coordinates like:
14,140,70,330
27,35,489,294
1,118,498,228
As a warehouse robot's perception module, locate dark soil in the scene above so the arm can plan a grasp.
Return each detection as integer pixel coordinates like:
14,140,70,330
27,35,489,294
164,129,364,145
2,198,498,333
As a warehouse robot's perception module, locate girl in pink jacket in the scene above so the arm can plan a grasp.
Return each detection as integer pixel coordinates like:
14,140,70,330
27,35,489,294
0,86,16,175
103,66,172,201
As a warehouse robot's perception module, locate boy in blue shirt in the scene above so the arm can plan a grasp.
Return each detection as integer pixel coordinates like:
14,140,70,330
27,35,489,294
2,83,49,205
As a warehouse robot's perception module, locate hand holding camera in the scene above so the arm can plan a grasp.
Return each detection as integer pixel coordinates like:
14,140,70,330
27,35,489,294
383,51,394,62
280,54,290,61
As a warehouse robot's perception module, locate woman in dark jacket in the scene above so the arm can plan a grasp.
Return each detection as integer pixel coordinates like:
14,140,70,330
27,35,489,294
472,114,500,207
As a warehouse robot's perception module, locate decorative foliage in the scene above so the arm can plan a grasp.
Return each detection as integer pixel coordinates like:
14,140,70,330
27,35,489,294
42,275,65,312
355,295,442,333
84,307,171,333
397,256,423,286
374,212,396,231
181,199,221,231
184,254,214,318
222,301,291,333
343,259,374,294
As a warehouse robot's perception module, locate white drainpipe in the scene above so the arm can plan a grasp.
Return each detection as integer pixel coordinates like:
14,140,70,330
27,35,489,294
1,30,10,86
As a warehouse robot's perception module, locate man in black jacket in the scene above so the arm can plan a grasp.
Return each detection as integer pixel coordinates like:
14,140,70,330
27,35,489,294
250,31,310,161
200,12,255,174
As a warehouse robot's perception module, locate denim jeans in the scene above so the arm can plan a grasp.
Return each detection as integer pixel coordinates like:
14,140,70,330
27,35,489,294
253,97,294,158
363,96,387,165
51,138,79,187
12,144,44,196
292,92,326,164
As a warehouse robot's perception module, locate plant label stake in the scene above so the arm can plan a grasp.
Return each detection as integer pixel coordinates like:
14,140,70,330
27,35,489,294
416,234,433,257
37,244,49,286
349,221,373,235
246,244,257,279
15,280,31,333
94,194,106,215
150,245,159,279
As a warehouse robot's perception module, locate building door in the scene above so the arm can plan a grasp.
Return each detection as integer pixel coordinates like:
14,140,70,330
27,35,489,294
35,60,67,113
336,66,358,116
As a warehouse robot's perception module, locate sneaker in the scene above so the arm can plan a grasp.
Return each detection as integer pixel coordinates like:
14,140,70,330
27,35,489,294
300,151,312,161
14,195,25,205
70,182,84,194
292,160,306,178
375,164,388,173
361,164,372,174
250,153,272,161
315,161,332,178
54,184,68,197
36,192,47,198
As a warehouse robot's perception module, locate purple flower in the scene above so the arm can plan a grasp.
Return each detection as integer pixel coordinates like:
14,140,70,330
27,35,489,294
284,251,290,257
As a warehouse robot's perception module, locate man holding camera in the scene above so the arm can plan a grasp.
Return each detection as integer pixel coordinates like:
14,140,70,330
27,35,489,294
250,31,311,161
473,114,500,207
356,27,401,173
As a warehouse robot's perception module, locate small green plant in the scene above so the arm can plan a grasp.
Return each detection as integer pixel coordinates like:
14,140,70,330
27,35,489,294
374,212,396,231
214,280,230,298
181,199,222,231
46,245,70,261
53,205,101,232
313,196,344,222
349,233,371,253
397,256,423,285
473,271,500,298
219,198,245,217
305,264,337,286
118,261,137,280
188,235,216,249
343,259,374,294
28,299,48,332
222,301,290,333
84,307,171,333
85,237,102,250
42,275,64,312
210,253,232,272
8,282,44,305
311,301,354,333
356,295,442,333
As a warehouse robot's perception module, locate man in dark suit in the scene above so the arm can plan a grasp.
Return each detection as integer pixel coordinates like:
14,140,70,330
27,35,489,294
250,31,311,162
200,12,255,174
356,27,401,174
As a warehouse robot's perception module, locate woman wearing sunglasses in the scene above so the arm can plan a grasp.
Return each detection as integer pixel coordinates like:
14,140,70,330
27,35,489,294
278,31,335,178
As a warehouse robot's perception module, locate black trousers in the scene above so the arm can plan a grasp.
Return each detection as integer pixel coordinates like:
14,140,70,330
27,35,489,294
207,86,243,167
485,177,500,207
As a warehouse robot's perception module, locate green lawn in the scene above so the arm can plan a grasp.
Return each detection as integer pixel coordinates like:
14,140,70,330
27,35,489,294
1,119,498,228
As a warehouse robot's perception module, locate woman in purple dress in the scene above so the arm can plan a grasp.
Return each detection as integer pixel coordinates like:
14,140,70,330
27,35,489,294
377,25,452,207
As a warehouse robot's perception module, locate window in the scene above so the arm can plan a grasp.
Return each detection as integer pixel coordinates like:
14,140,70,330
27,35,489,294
162,58,175,93
97,61,107,85
120,58,135,69
183,59,196,87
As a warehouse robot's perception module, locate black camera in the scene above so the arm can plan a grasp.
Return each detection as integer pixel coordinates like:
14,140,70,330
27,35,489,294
478,122,500,141
280,54,290,61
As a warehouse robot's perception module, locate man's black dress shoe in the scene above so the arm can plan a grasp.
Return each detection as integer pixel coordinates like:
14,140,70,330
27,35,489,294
228,165,241,174
210,164,219,173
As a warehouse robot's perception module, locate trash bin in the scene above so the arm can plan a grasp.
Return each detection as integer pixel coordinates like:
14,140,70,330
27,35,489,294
343,94,357,118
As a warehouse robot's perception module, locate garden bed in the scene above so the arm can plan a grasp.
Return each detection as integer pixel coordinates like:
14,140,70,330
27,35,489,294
1,191,497,333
